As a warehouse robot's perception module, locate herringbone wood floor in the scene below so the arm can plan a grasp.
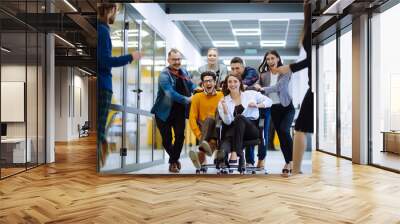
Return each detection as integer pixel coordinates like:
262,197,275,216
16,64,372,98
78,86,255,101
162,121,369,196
1,135,400,224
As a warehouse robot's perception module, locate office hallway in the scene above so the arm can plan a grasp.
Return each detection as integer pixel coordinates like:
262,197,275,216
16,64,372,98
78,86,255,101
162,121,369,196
0,135,399,223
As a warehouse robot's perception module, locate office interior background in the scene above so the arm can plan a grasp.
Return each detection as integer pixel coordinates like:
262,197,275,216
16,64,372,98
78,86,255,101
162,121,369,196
0,0,399,223
0,0,97,179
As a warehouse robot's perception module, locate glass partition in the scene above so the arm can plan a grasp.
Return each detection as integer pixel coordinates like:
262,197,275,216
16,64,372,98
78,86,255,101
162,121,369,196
370,3,400,171
99,6,167,172
317,35,337,154
339,27,352,158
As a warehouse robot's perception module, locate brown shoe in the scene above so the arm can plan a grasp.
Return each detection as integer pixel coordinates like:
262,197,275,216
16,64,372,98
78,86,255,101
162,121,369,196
256,160,265,169
100,141,109,167
209,139,217,152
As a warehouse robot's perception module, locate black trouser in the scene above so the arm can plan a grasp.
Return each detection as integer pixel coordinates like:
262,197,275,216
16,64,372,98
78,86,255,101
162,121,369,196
155,114,186,164
271,103,295,164
231,115,259,158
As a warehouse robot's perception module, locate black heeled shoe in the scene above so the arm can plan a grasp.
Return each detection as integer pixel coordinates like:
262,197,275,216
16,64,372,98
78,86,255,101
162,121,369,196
238,157,245,173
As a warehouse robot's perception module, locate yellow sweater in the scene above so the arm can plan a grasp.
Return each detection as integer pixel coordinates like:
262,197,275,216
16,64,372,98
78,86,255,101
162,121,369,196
189,91,224,140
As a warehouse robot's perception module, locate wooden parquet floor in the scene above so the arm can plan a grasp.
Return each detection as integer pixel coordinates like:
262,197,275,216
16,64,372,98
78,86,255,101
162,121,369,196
1,135,400,224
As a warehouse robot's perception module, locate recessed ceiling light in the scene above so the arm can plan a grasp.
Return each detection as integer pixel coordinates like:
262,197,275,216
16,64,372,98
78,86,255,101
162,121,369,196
54,34,75,48
200,19,230,22
63,0,78,12
78,67,92,76
259,19,290,22
260,40,286,47
212,41,239,47
232,29,261,36
1,47,11,53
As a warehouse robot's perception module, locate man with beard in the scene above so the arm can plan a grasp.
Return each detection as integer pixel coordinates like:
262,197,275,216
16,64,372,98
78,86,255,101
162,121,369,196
188,71,224,170
97,3,141,168
151,48,197,173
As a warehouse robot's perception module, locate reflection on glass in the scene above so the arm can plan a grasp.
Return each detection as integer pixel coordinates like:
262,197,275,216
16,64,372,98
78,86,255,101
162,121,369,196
38,33,46,165
318,37,337,154
110,6,124,106
101,110,123,171
1,31,27,177
371,4,400,171
140,23,154,111
340,29,352,158
126,113,137,165
154,34,166,101
139,115,153,163
127,19,139,108
153,119,164,161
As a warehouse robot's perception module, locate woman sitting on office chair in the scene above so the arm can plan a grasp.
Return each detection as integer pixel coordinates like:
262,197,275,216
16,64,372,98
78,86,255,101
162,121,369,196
217,74,272,172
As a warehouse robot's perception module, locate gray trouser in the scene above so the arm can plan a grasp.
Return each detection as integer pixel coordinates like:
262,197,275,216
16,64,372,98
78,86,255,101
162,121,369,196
198,117,217,142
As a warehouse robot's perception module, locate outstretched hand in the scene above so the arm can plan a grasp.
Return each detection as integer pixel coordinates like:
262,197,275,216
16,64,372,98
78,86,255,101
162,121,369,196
270,65,291,75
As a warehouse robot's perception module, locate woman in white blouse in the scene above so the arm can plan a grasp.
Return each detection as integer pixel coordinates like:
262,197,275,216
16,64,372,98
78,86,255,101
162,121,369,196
218,74,272,172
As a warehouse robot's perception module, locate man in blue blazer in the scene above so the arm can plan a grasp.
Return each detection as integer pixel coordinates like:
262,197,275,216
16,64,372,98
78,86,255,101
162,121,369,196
151,48,197,173
97,3,141,168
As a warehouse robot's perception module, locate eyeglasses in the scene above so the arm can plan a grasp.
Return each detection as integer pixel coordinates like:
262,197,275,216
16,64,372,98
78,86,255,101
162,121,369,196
202,79,214,83
170,58,182,62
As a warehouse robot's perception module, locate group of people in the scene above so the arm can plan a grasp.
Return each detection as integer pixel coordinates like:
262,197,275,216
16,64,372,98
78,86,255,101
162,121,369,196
97,1,312,176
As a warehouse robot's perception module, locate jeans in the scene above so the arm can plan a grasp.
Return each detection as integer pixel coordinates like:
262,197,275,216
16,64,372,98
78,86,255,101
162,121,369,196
271,103,295,164
245,108,271,164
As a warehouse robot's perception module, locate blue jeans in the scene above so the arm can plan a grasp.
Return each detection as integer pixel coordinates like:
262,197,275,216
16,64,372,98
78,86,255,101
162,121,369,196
245,108,271,164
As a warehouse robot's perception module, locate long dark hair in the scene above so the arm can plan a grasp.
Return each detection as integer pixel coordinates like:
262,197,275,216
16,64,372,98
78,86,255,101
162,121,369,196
258,50,283,73
222,74,245,96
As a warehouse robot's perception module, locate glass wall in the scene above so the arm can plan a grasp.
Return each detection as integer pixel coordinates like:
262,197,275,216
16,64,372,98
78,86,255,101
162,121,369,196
339,27,352,158
0,1,46,179
370,2,400,171
99,5,166,172
317,35,337,154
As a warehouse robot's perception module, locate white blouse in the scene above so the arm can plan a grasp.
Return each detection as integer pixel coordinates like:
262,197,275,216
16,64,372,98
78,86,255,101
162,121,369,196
217,90,272,125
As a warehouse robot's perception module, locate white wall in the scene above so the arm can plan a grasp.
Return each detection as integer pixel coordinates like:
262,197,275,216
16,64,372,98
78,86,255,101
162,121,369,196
54,67,89,141
131,3,202,68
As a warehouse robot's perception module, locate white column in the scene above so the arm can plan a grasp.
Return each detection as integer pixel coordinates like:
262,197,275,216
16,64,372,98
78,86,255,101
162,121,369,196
46,32,55,163
352,14,369,164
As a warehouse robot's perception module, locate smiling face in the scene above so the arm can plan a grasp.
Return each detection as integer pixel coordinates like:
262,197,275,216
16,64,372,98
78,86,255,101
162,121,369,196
167,51,182,70
207,49,218,65
227,75,241,94
266,53,280,70
202,75,216,94
230,62,245,77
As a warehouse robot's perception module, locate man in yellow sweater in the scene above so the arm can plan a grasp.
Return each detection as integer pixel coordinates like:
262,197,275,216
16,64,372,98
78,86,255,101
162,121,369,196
189,71,224,170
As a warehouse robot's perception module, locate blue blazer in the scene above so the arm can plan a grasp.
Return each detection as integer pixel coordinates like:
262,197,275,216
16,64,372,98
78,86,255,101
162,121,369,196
151,67,196,122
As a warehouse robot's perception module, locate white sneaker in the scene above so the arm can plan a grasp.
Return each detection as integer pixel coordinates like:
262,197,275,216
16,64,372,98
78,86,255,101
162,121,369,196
189,151,201,169
199,141,212,156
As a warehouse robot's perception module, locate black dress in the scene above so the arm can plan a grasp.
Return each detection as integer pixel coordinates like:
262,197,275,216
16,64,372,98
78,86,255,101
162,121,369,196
289,2,313,133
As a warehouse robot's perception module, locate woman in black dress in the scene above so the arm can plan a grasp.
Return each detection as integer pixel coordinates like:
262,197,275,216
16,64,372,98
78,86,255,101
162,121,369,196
270,0,312,174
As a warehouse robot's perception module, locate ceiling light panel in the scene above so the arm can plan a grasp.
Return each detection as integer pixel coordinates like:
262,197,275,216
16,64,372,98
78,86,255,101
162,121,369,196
260,40,286,47
212,41,239,47
232,28,261,36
